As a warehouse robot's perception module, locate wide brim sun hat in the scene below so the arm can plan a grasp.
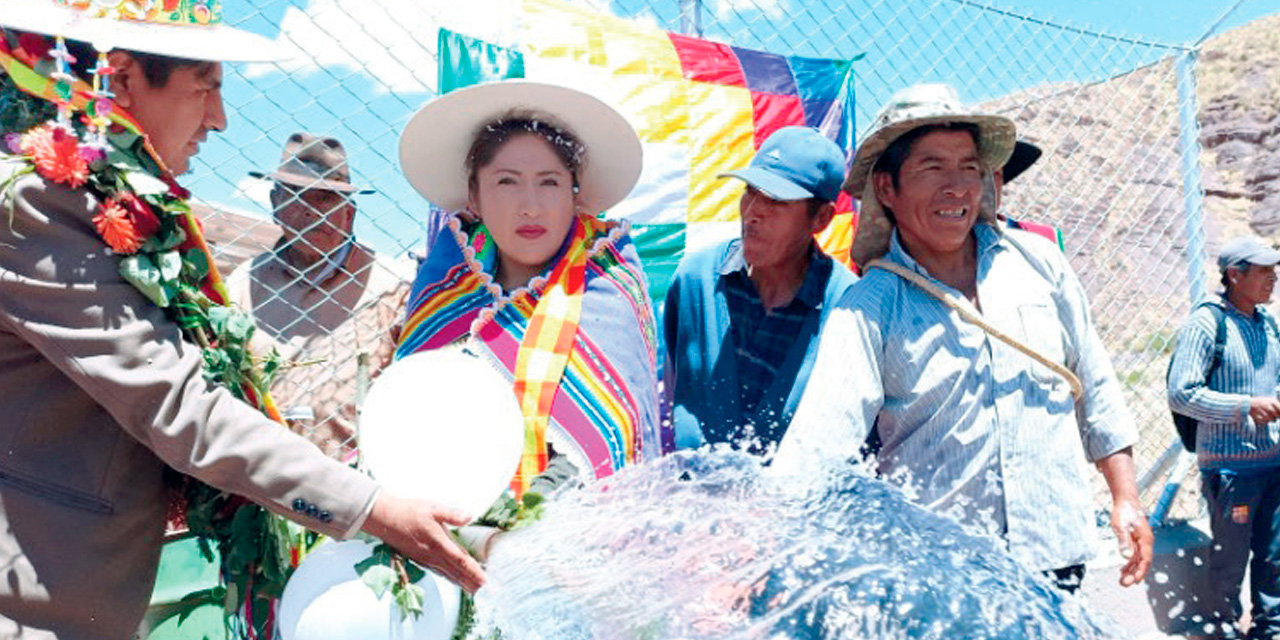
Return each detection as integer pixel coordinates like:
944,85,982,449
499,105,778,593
845,83,1017,266
0,0,283,62
398,80,643,215
249,132,375,194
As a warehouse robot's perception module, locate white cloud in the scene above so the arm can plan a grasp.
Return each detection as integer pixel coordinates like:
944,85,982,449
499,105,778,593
232,176,274,210
714,0,785,20
243,0,522,94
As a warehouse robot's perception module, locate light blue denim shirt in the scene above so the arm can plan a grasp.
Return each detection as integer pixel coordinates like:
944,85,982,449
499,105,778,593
778,224,1138,572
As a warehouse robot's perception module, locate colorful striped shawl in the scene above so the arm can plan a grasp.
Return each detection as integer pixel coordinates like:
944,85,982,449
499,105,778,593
396,212,665,492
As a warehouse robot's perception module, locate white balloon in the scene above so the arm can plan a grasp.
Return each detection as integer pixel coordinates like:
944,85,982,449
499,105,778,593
359,344,525,520
279,540,462,640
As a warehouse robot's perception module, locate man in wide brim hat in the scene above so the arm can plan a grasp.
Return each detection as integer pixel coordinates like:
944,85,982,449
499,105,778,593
991,139,1064,247
0,0,284,174
844,83,1017,267
778,82,1153,594
0,0,282,62
0,3,481,637
229,132,413,465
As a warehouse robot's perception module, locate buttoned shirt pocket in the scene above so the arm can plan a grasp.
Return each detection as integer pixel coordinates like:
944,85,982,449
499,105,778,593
1017,303,1068,390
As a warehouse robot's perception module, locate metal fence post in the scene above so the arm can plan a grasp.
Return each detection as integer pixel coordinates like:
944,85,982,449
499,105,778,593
1144,49,1211,527
1177,49,1208,307
679,0,703,37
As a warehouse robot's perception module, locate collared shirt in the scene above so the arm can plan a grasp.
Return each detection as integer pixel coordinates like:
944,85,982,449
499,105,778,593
722,243,833,419
776,224,1137,572
662,238,859,453
283,239,354,289
1168,296,1280,471
226,241,413,459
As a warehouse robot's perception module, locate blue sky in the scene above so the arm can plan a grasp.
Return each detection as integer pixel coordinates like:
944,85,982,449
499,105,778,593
976,0,1278,45
191,0,1280,260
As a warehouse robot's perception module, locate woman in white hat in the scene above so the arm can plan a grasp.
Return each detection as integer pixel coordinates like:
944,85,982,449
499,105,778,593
396,80,667,506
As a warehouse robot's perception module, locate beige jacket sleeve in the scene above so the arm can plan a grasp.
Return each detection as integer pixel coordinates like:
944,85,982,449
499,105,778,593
0,171,379,539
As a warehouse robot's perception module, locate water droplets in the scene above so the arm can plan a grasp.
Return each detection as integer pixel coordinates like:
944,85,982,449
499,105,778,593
468,450,1124,639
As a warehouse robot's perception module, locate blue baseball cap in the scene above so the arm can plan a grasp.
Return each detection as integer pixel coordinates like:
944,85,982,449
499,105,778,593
719,126,846,203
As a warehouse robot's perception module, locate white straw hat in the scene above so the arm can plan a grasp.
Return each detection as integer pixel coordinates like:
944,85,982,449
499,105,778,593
0,0,282,62
398,80,643,215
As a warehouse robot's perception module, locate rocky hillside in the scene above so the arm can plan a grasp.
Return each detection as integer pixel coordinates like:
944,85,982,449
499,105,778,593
1197,13,1280,238
975,14,1280,352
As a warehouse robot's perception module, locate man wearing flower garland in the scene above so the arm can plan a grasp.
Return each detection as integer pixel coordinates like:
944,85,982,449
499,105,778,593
227,133,412,461
0,2,482,638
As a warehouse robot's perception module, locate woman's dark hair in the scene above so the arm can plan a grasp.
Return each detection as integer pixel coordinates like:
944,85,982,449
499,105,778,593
466,112,585,193
872,122,982,189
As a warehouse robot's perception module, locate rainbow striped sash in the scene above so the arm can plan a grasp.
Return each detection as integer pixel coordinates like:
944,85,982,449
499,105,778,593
396,213,663,495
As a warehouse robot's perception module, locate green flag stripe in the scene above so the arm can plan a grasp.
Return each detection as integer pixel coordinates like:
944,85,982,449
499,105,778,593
437,28,526,94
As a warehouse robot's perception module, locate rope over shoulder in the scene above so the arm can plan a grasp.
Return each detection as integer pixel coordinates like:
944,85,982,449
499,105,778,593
866,258,1085,401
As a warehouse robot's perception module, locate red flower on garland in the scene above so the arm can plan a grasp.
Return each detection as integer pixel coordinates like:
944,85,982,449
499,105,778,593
13,33,52,68
21,124,89,188
162,175,191,200
117,192,162,237
93,194,161,254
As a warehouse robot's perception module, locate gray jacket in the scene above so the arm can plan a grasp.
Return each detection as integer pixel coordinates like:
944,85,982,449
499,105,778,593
0,163,380,638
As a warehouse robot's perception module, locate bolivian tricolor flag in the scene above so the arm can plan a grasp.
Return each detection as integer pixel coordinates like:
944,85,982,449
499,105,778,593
438,0,859,304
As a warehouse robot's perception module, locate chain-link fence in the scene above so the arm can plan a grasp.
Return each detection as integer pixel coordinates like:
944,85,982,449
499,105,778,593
192,0,1260,520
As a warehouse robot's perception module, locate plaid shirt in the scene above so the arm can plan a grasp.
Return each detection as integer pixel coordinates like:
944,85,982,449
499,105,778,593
722,244,833,424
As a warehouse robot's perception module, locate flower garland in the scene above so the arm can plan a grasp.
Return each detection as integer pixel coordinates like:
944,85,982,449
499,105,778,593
1,33,302,640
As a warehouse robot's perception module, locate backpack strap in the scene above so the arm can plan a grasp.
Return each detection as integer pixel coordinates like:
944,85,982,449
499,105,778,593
1167,302,1228,453
1203,303,1228,381
1261,309,1280,343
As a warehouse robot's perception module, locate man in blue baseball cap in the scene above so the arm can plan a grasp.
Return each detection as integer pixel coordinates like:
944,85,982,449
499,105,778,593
662,126,858,455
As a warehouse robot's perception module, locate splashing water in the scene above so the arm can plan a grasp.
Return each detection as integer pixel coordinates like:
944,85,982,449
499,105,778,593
469,450,1127,639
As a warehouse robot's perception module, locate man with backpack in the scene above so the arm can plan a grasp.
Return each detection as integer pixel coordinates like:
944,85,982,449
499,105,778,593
1168,235,1280,639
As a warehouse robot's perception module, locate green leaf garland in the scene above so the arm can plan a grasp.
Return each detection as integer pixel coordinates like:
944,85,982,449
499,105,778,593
2,79,299,639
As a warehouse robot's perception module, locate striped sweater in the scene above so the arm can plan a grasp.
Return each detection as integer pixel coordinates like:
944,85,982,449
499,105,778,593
1168,297,1280,471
